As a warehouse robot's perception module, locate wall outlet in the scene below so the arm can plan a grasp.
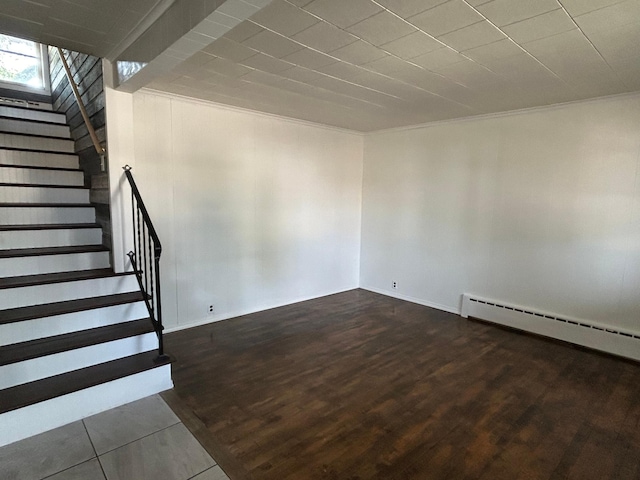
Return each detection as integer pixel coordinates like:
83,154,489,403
208,304,214,314
392,281,397,289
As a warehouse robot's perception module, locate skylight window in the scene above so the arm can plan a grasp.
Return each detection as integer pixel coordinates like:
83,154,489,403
0,34,46,89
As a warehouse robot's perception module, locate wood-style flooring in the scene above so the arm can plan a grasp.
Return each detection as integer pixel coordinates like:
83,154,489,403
164,289,640,480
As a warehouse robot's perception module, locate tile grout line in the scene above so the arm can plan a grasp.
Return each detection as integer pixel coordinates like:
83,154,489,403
82,419,109,480
37,421,99,480
185,465,218,480
95,419,183,457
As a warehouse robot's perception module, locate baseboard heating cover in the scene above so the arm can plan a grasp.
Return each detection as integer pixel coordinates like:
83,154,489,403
461,294,640,362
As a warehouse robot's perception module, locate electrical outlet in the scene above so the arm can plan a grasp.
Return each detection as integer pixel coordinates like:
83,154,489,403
208,304,214,314
392,281,397,289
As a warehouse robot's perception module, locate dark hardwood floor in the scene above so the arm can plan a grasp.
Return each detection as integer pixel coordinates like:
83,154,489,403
164,289,640,480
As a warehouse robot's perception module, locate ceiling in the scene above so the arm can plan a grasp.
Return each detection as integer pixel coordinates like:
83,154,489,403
0,0,171,59
147,0,640,131
1,0,639,131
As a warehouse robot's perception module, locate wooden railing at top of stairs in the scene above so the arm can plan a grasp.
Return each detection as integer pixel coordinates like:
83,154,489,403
56,47,106,159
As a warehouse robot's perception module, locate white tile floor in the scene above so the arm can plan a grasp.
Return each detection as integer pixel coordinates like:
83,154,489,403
0,394,230,480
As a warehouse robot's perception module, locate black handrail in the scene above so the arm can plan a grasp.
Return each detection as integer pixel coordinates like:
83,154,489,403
123,165,167,360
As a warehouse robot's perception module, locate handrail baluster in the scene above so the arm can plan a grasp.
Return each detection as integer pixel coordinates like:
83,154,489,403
123,165,166,359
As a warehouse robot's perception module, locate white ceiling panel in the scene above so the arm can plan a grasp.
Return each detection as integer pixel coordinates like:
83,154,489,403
361,55,413,75
242,29,304,58
282,47,338,69
292,20,359,52
476,0,560,27
225,21,265,43
587,21,640,64
437,20,506,51
240,52,295,73
408,1,484,37
560,0,629,17
347,11,417,46
0,0,170,58
380,31,442,59
412,48,467,70
572,0,640,37
317,62,364,81
304,0,382,29
330,40,389,64
374,0,449,19
250,0,320,36
501,9,576,44
433,59,500,86
462,38,523,65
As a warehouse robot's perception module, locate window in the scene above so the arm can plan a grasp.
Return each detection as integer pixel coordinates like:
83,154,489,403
0,34,47,90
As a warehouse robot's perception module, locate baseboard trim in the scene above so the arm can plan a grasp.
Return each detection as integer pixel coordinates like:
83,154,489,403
164,286,360,334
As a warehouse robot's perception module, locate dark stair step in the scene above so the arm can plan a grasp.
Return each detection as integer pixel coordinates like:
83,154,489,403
0,318,154,366
0,114,69,127
0,146,78,156
0,269,135,289
0,203,92,208
0,163,80,172
0,245,107,259
0,130,71,140
0,291,146,325
0,351,171,414
0,223,99,231
0,183,88,189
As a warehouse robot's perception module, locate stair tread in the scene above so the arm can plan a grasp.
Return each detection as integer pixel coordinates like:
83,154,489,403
0,183,88,189
0,130,72,140
0,114,69,127
0,269,134,289
0,146,79,157
0,102,61,114
0,318,154,366
0,223,100,231
0,244,107,258
0,163,81,172
0,351,170,414
0,203,92,207
0,291,146,325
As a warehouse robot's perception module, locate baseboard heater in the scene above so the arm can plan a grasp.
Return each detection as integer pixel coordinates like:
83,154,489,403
461,294,640,362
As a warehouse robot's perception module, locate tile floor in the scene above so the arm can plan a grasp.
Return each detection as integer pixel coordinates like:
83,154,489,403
0,394,230,480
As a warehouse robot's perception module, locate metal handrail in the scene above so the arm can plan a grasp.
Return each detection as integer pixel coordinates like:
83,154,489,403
123,165,166,359
56,47,105,157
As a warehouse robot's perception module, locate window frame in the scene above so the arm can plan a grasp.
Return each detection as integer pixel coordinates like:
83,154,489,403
0,40,51,95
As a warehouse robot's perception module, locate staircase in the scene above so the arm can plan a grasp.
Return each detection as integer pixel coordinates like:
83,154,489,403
0,100,173,447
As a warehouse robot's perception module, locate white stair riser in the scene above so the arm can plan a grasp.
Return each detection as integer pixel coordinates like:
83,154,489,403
0,302,149,346
0,167,83,186
0,150,78,169
0,333,158,390
0,133,74,153
0,186,89,204
0,275,140,309
0,251,110,276
0,106,65,124
0,228,101,250
0,118,70,138
0,365,173,447
0,206,95,225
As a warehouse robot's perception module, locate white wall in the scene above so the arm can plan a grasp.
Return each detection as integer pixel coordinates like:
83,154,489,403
361,94,640,333
126,91,363,331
